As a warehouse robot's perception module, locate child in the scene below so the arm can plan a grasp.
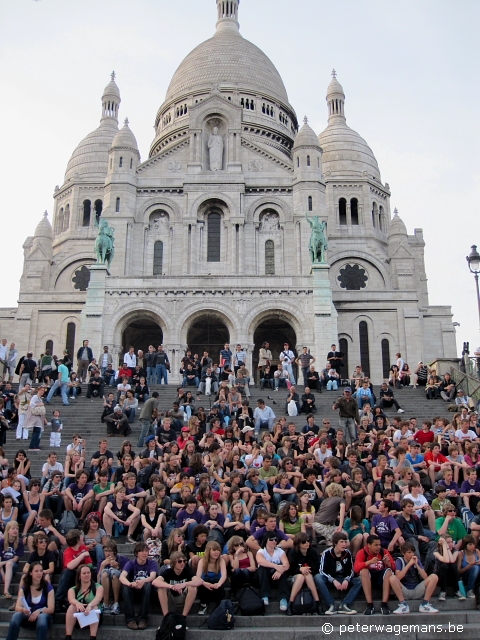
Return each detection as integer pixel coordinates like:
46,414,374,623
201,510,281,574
185,524,209,570
391,540,439,613
54,528,93,608
432,485,452,518
98,539,129,614
50,409,62,448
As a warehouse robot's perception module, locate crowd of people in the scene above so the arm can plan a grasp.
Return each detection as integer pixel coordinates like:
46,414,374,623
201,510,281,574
1,339,480,639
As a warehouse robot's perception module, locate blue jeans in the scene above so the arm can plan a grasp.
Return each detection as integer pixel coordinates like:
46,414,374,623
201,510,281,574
183,376,199,388
147,366,156,385
29,427,42,450
138,419,154,447
464,564,480,590
284,363,296,384
46,379,69,405
155,364,168,384
124,407,136,423
327,380,338,391
6,612,52,640
273,493,297,509
314,574,363,606
339,417,357,444
181,405,192,420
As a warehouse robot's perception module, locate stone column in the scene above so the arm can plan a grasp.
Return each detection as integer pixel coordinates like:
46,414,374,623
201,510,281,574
79,265,108,363
239,223,245,275
312,263,338,364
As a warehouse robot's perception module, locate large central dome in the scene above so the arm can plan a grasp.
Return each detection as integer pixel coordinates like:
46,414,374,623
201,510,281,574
165,22,290,107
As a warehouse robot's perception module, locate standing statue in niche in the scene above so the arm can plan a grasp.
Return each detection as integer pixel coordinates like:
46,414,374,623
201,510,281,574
208,126,224,171
94,217,115,269
306,213,328,263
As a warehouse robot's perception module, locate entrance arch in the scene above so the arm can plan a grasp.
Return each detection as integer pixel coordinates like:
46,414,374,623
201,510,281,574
253,317,297,379
122,318,163,363
186,312,230,364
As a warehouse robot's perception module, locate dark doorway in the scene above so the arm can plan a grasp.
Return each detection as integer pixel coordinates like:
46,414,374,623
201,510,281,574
122,319,163,366
66,323,76,359
187,314,230,364
253,318,297,382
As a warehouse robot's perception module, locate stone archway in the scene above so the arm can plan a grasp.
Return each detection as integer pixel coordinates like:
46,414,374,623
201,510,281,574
186,312,230,365
253,317,297,381
121,318,163,365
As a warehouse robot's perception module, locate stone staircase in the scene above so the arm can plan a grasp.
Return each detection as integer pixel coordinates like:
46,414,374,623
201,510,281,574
2,382,476,639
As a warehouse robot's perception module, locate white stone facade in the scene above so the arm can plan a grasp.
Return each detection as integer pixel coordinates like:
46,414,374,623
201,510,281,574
3,0,456,382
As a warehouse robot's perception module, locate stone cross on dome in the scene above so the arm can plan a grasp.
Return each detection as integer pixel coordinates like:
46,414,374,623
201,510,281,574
304,116,308,125
394,207,399,216
331,69,337,79
124,117,129,126
43,210,48,218
111,70,116,81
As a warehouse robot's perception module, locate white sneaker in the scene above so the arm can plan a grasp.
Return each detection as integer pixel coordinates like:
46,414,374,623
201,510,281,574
111,602,121,615
419,603,439,613
455,591,466,600
467,589,476,599
393,602,409,615
397,408,405,413
198,603,208,616
438,592,446,601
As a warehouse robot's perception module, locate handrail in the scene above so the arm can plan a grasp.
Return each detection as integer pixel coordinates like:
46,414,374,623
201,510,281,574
450,364,480,404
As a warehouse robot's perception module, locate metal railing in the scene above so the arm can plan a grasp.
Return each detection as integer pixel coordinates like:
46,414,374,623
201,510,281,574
450,360,480,404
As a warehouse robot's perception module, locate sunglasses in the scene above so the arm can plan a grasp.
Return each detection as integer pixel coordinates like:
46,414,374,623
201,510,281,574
176,559,186,564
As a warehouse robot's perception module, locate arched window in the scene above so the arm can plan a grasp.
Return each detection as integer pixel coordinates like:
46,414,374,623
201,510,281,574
379,205,384,231
130,158,133,169
119,157,123,168
351,198,359,225
63,204,70,232
339,338,349,378
359,321,370,377
94,200,103,222
308,196,313,212
82,200,91,227
381,338,390,379
45,340,53,354
372,203,377,228
297,157,300,168
115,197,120,213
339,198,347,225
153,241,164,276
66,322,76,358
307,155,311,167
265,240,275,275
207,212,221,262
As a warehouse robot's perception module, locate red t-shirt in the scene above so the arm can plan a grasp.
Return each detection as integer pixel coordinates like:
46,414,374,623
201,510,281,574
63,544,92,569
423,451,447,471
413,430,434,446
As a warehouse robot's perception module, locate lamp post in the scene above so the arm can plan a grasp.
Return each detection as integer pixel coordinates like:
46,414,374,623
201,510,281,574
466,244,480,330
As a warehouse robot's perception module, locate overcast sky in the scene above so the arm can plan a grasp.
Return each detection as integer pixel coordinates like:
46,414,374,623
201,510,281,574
1,0,479,356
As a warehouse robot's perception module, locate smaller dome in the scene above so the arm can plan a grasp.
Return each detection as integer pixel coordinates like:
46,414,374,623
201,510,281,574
65,121,118,181
34,211,53,239
388,208,408,238
103,71,120,100
293,116,322,150
111,118,140,154
327,71,345,99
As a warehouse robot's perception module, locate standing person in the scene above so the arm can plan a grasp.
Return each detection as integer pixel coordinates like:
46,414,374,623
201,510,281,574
6,343,18,383
232,344,247,376
99,346,113,377
120,541,158,630
45,360,70,406
17,384,32,441
18,353,38,391
155,345,170,385
26,386,47,452
258,342,273,384
6,562,54,640
138,391,160,447
76,340,93,383
0,338,8,382
279,343,296,385
327,344,344,374
296,347,316,387
145,345,157,385
219,343,233,373
124,346,137,378
332,387,359,445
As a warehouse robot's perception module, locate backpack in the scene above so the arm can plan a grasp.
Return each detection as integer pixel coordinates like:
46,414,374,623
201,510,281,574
461,506,474,532
237,584,265,616
205,599,235,630
59,510,78,534
291,587,316,615
156,612,186,640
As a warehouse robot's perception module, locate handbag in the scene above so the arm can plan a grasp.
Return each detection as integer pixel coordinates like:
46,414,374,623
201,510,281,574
31,404,46,417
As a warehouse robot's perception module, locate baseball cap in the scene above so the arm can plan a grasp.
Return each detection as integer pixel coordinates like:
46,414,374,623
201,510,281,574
344,387,352,392
242,426,254,433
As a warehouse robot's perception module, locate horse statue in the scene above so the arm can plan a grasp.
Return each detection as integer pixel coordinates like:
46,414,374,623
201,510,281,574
306,213,328,263
94,217,115,269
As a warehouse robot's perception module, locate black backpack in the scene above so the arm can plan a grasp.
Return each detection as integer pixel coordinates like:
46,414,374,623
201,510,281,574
156,613,186,640
291,587,316,615
237,585,265,616
205,599,235,630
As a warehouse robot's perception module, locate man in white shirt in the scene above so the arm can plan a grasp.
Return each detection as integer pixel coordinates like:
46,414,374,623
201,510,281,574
455,419,480,444
279,343,296,384
124,346,137,373
254,399,276,435
100,346,113,375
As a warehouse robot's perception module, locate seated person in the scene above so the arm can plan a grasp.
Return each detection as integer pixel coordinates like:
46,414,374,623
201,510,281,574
154,551,200,620
285,386,300,415
300,387,316,414
55,529,93,608
198,368,219,395
23,532,55,583
86,371,104,399
104,406,131,437
351,365,364,390
378,382,404,413
390,540,439,613
274,364,290,390
306,366,321,392
256,533,290,610
371,499,402,552
103,485,141,544
134,378,150,403
26,508,65,553
103,364,116,387
65,565,104,639
120,541,158,630
98,539,129,615
353,381,375,408
182,364,199,388
64,470,94,522
7,562,54,640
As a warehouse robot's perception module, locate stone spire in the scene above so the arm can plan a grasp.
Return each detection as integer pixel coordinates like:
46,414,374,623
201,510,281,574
101,71,121,123
216,0,240,33
326,69,346,122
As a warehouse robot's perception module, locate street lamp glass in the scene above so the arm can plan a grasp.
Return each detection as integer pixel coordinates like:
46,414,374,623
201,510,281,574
467,245,480,273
